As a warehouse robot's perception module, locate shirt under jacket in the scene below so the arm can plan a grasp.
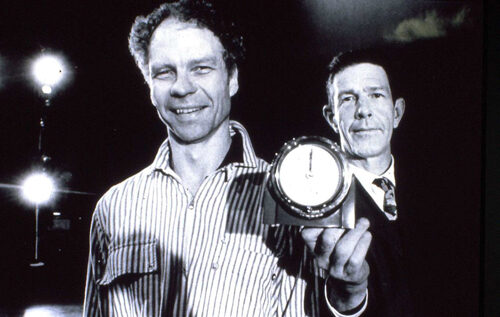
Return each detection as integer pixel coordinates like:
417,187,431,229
349,158,397,220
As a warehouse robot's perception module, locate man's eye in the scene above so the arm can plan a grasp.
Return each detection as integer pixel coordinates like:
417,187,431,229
341,96,355,103
192,66,212,74
154,70,175,80
372,93,384,98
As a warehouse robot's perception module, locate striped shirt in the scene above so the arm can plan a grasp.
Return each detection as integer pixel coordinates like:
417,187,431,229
84,121,337,317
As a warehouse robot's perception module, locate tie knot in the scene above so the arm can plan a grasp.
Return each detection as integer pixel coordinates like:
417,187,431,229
373,177,394,193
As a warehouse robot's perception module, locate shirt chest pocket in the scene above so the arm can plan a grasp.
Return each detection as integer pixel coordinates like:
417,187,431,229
217,235,282,284
207,236,285,314
98,241,158,286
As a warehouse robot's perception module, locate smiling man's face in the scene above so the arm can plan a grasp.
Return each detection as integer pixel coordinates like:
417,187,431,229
148,18,238,144
324,63,404,160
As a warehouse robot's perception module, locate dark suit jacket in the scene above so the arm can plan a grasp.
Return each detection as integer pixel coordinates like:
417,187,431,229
393,158,480,317
353,177,415,317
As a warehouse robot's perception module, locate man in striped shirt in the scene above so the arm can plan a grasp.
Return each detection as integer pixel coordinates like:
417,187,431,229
84,1,371,316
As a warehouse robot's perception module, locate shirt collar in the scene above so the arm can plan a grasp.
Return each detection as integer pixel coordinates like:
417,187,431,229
218,130,243,168
350,156,396,187
148,120,258,176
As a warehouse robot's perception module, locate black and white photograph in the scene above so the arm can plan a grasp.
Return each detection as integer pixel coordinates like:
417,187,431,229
0,0,491,316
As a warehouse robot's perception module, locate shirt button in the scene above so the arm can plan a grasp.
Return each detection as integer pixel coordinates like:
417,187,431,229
211,262,219,270
271,273,277,281
188,204,194,210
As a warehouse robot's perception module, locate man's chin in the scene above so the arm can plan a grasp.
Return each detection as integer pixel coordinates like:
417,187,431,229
169,128,206,144
347,143,387,159
168,119,229,145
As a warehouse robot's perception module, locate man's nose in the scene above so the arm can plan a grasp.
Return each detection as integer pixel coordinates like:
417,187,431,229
354,97,373,119
170,73,196,97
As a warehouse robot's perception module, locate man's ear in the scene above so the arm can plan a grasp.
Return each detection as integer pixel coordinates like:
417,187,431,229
322,105,338,133
393,98,405,128
149,85,158,109
229,67,239,97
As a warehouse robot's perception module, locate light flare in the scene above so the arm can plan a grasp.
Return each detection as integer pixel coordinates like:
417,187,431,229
21,172,55,205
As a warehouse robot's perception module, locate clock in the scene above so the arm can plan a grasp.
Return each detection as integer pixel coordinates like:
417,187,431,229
268,136,352,220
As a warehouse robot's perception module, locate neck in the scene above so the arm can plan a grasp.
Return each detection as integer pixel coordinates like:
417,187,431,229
169,120,231,194
349,153,392,175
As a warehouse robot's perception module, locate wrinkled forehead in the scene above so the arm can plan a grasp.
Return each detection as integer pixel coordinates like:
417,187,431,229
333,63,391,94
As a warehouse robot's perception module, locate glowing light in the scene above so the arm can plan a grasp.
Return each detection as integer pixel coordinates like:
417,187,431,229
23,306,54,317
32,55,65,86
41,84,52,94
21,173,55,204
24,305,82,317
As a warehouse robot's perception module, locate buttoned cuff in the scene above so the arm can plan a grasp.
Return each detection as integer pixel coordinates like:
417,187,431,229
324,277,368,317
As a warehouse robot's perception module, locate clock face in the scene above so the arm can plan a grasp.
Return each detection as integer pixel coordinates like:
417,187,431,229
278,143,341,206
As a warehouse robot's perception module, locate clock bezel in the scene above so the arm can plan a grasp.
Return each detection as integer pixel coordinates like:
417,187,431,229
269,136,351,219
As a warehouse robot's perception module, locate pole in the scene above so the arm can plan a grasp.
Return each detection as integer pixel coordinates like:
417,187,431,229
34,204,39,261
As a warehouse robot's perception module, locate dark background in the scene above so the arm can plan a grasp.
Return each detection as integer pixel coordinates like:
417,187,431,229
0,0,490,316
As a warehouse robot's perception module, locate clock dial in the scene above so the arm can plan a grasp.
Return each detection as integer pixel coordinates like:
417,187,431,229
269,136,351,219
278,144,341,206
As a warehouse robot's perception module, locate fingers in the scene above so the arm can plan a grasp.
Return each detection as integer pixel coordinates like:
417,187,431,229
301,218,371,279
301,227,345,255
345,231,372,277
301,228,323,253
302,227,346,270
330,218,370,276
317,228,345,256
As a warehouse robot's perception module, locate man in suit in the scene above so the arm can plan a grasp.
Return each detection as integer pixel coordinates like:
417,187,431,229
321,49,414,316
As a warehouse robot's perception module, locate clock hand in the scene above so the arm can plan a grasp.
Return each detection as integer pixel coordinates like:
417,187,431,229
305,148,314,179
309,148,313,173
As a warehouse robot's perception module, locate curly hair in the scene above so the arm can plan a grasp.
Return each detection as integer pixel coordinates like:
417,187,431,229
128,0,245,81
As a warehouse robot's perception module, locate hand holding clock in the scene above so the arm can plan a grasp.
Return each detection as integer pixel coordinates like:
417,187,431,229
301,218,372,312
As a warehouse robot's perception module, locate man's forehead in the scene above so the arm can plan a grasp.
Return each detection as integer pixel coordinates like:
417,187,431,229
154,17,199,35
334,63,390,92
149,17,224,57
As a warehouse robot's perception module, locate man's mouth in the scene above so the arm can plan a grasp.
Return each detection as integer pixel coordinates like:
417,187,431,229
351,128,382,135
352,128,380,133
171,106,206,115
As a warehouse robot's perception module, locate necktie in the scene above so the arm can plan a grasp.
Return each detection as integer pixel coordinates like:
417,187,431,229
373,177,397,216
